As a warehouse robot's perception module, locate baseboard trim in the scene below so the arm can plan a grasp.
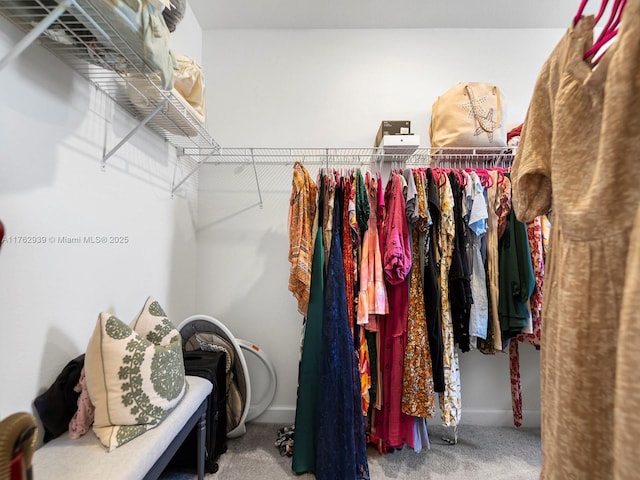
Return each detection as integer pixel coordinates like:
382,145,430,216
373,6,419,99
249,405,296,425
248,406,540,428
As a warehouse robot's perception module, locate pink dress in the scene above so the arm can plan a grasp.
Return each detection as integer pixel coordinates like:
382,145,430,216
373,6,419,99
374,172,415,450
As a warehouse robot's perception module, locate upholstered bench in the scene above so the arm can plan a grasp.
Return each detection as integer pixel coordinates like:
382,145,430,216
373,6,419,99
31,375,212,480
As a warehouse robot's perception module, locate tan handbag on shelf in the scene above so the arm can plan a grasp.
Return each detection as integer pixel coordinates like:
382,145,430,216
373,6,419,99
429,82,507,151
173,53,206,122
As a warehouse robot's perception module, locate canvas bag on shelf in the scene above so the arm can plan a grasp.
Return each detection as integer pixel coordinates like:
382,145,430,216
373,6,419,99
429,82,507,150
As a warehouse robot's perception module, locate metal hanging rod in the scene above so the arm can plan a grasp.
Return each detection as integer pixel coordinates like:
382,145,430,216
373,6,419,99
176,147,516,166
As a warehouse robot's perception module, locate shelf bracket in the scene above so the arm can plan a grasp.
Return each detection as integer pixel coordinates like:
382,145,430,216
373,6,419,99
0,0,75,71
171,154,205,196
102,98,169,169
249,148,264,209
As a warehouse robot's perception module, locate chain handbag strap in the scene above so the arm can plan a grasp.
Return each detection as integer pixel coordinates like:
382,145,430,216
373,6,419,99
464,84,501,133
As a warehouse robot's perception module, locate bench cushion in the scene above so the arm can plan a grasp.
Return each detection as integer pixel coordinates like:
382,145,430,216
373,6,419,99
32,375,212,480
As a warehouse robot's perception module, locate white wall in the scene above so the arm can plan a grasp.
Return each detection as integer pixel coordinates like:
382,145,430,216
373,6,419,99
197,27,566,427
0,6,202,419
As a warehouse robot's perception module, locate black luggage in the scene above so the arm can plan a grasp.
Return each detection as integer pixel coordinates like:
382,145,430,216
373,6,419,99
169,350,228,473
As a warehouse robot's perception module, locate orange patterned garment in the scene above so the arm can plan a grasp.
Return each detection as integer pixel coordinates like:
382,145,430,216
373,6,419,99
288,162,317,316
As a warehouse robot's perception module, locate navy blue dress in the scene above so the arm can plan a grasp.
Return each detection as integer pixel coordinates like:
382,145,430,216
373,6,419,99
316,186,370,480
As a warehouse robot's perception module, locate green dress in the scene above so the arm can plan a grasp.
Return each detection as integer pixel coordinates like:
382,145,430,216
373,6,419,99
292,220,324,474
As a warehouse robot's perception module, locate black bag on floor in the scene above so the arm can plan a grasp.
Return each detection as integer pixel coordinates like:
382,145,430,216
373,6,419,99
169,350,228,473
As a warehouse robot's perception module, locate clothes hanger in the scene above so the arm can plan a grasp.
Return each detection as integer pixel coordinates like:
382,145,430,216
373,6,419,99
594,0,611,23
453,168,466,188
458,169,468,188
438,170,448,188
584,0,627,64
600,0,625,33
574,0,610,25
476,169,495,189
585,27,619,62
574,0,592,26
431,168,444,188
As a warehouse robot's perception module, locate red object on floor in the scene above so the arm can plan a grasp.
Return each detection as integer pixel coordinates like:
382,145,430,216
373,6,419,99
10,451,26,480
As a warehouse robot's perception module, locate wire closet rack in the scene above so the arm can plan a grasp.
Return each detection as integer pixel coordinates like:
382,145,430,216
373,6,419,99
0,1,516,199
0,0,220,167
178,146,516,207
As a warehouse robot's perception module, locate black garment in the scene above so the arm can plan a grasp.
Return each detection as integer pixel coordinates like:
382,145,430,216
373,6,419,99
447,173,473,353
424,170,445,393
365,330,378,407
34,354,84,443
162,0,187,32
355,170,370,235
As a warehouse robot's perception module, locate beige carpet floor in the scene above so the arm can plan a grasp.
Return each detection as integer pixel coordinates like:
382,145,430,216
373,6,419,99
161,422,542,479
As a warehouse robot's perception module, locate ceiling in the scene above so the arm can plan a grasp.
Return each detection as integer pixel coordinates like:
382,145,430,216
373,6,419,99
188,0,585,30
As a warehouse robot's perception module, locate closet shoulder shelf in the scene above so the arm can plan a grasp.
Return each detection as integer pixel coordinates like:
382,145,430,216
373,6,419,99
0,0,220,158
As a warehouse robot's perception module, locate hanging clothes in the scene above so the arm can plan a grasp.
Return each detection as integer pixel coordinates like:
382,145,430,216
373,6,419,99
497,175,535,345
375,172,415,450
342,174,357,333
357,172,389,325
511,5,640,476
316,186,369,480
288,162,317,316
447,172,472,353
289,159,552,466
401,170,436,419
358,172,387,417
322,177,336,272
374,172,385,413
465,171,489,344
424,169,445,393
496,175,512,241
509,216,544,428
436,173,461,427
478,170,501,354
292,177,325,475
344,172,372,417
615,206,640,479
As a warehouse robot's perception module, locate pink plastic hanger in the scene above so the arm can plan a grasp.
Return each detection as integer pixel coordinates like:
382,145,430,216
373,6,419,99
478,169,495,189
584,0,627,63
574,0,591,26
594,0,611,23
584,27,619,61
434,169,447,188
574,0,610,25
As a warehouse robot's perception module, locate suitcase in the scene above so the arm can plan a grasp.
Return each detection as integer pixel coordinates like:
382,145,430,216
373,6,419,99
169,350,228,473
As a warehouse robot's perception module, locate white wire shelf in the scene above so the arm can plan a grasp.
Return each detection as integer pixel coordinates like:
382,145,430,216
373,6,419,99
179,146,516,166
0,0,220,161
0,2,515,198
170,146,516,204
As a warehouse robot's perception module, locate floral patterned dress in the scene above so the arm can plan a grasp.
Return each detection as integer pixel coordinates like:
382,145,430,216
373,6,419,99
437,174,461,427
401,170,436,418
509,216,544,427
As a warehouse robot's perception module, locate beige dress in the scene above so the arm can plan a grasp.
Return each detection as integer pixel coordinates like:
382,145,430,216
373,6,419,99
511,6,640,479
615,206,640,480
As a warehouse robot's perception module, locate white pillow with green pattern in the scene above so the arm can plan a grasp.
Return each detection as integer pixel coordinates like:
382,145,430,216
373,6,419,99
85,297,186,451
